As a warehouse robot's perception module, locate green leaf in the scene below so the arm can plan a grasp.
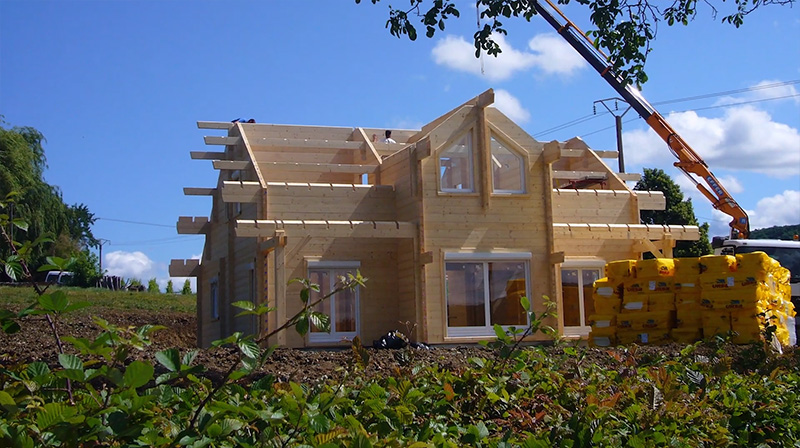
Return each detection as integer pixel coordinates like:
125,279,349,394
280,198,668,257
37,402,77,430
11,218,28,231
0,390,17,412
124,361,154,389
351,433,373,448
520,295,531,312
64,301,91,313
58,353,83,371
232,300,255,311
309,312,330,332
155,348,181,372
39,291,69,313
237,340,260,359
296,316,309,336
206,423,223,437
27,362,50,380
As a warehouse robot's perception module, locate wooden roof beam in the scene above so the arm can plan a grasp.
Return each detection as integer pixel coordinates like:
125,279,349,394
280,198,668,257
635,190,666,211
191,151,228,160
552,170,608,180
204,136,241,146
169,259,201,277
183,187,216,196
250,137,363,150
259,162,378,174
197,121,234,130
552,223,700,241
212,160,252,170
236,219,416,239
221,181,261,203
259,230,287,252
177,216,210,234
617,173,642,182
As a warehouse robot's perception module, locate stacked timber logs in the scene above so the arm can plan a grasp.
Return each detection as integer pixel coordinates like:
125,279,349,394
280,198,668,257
588,253,796,347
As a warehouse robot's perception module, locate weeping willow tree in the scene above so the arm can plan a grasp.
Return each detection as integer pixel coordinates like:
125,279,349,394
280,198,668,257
0,121,97,272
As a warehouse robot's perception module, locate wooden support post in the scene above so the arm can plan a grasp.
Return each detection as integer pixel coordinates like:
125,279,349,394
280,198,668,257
477,106,491,209
661,234,675,258
274,243,286,346
259,230,287,252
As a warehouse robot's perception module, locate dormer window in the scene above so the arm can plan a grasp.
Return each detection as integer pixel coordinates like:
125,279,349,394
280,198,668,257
439,132,474,193
491,136,525,194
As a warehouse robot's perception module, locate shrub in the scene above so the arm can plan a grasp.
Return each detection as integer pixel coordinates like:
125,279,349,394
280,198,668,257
147,277,159,293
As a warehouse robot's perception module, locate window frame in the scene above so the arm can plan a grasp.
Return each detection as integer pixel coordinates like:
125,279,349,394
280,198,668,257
306,260,361,344
438,130,476,194
444,252,532,338
560,259,605,337
489,134,526,195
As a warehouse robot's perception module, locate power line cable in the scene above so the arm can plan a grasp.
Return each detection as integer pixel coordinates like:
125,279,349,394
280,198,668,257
96,217,174,228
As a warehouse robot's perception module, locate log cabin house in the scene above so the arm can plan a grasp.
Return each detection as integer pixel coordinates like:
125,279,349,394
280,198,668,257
170,89,700,348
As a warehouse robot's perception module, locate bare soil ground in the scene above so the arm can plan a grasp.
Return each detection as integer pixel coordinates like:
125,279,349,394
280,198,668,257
1,307,797,384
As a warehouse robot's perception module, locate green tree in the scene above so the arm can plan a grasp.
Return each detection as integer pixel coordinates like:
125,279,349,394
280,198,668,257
357,0,792,86
181,279,192,295
166,279,175,294
634,168,711,257
750,224,800,240
0,121,97,271
147,278,160,293
69,249,103,287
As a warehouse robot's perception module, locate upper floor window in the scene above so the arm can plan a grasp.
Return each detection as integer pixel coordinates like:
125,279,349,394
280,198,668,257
439,133,474,193
491,136,525,194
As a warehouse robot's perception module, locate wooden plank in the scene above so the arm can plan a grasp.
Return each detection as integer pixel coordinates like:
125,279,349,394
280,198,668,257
617,172,642,182
213,160,252,170
177,216,210,234
355,127,383,165
594,150,618,159
419,251,434,265
205,136,241,146
221,181,261,203
552,223,700,240
408,88,493,144
552,170,608,180
236,219,416,239
245,124,355,141
184,187,216,196
635,190,666,210
169,259,200,277
259,230,287,252
265,182,394,197
191,151,228,160
250,137,364,150
477,107,491,209
197,121,234,130
260,161,378,174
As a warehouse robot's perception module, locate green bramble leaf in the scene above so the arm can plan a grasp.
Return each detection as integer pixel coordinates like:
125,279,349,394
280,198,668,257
124,360,154,389
155,348,181,372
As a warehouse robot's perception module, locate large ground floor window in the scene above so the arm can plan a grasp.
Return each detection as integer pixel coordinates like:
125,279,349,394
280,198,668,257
445,253,530,337
307,261,360,343
561,260,604,337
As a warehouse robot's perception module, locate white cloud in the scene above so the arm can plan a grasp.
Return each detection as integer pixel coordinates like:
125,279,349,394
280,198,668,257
623,106,800,178
104,250,197,293
749,190,800,230
492,89,530,123
526,33,587,76
431,32,586,81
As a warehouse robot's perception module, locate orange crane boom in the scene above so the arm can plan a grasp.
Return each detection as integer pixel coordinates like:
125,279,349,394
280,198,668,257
532,0,750,238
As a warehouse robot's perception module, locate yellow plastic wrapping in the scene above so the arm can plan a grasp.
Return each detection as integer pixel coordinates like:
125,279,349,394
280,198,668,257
588,314,616,328
635,258,676,278
702,311,731,338
617,329,671,345
699,255,737,274
617,311,675,331
605,260,636,281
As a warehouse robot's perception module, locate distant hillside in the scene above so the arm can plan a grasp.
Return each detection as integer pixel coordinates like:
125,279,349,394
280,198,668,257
749,224,800,240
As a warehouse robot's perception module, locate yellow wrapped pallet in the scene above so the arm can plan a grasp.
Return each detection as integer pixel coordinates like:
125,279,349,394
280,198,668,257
735,251,773,273
588,326,616,347
704,289,768,311
624,277,673,296
593,277,622,314
605,260,636,281
617,311,675,331
649,293,676,312
676,305,703,328
671,328,703,343
617,329,671,345
635,258,676,278
730,309,763,344
588,314,616,328
674,257,701,276
699,254,737,274
675,292,702,309
621,295,647,313
674,276,700,294
702,310,731,338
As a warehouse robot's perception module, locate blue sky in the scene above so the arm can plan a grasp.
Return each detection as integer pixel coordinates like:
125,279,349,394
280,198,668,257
1,0,798,290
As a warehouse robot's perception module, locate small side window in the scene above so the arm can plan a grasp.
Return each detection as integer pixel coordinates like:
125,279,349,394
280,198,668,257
439,133,474,192
491,136,525,194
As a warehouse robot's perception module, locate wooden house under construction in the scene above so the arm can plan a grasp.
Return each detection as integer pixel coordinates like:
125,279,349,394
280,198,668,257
170,89,700,348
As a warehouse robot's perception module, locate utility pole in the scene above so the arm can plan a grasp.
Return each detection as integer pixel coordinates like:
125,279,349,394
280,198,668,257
97,239,110,273
593,97,632,173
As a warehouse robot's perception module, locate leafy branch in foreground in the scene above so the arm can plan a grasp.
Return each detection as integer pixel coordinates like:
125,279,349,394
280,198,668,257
356,0,793,86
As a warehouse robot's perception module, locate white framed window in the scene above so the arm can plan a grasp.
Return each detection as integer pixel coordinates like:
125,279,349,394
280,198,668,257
439,132,474,193
490,136,525,194
444,252,531,337
307,261,361,343
209,278,219,320
560,259,604,337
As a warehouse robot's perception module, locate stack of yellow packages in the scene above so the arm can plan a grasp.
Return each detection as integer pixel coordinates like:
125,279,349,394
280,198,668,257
616,258,675,345
699,252,796,346
587,260,632,347
671,257,704,342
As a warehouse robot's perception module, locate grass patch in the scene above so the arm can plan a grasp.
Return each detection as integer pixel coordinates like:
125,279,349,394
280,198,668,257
0,285,196,314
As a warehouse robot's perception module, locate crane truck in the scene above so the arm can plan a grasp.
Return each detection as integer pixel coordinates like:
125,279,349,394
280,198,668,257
529,0,800,332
